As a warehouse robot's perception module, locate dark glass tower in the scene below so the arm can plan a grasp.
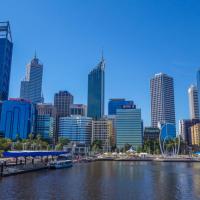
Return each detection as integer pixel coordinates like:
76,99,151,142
0,21,13,101
87,56,105,119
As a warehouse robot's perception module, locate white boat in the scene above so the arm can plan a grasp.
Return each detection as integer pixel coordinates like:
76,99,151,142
48,154,73,169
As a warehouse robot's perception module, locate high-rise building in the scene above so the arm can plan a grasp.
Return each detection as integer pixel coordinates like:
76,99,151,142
190,123,200,146
108,98,135,115
59,116,92,145
151,73,176,127
0,21,13,101
0,98,35,139
20,54,43,103
35,103,56,140
116,107,142,150
188,85,199,119
179,119,200,145
92,118,114,152
54,91,73,117
70,104,87,116
87,56,105,119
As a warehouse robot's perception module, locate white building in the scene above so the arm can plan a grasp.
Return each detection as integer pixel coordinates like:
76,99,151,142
151,73,176,127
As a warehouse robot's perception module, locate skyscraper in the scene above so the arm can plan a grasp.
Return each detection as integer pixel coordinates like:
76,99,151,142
20,54,43,103
188,85,199,119
87,56,105,119
150,73,176,127
197,69,200,111
54,91,73,117
108,98,135,115
0,21,13,101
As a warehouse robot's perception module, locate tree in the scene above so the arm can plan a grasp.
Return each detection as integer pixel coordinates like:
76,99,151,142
91,140,103,152
58,137,70,146
28,133,34,141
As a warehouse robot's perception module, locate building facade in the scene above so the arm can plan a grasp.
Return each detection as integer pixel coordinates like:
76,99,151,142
0,99,35,139
35,103,56,140
188,85,199,119
190,123,200,146
70,104,87,116
36,103,56,117
179,119,200,145
116,107,142,150
35,115,54,140
0,101,2,123
92,118,114,152
20,55,43,103
144,127,160,142
197,69,200,112
54,91,73,117
108,98,135,115
87,56,105,119
0,21,13,101
151,73,176,127
59,116,92,145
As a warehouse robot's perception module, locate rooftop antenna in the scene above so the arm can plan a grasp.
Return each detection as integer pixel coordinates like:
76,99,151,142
34,50,37,59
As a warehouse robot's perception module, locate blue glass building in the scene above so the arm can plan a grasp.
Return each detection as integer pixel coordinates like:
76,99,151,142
0,22,13,101
36,115,54,140
116,107,142,150
0,99,35,139
87,56,105,119
108,98,135,115
59,116,92,145
159,123,176,140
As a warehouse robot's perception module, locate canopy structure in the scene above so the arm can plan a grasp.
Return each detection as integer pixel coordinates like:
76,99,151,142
3,151,70,158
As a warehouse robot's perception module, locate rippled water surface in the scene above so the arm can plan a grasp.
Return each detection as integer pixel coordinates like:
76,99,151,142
0,161,200,200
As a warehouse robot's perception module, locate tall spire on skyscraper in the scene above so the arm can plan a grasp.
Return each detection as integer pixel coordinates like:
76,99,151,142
34,50,37,59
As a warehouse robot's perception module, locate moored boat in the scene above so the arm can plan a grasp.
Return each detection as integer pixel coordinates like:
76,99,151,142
48,154,73,169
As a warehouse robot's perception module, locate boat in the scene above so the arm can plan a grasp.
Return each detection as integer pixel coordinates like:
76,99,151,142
48,154,73,169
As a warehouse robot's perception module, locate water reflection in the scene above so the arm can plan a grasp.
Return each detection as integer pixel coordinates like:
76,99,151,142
0,161,200,200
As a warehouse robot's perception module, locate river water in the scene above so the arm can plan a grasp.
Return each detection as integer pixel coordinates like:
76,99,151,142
0,161,200,200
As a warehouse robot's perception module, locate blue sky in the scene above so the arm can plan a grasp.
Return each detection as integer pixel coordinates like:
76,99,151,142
1,0,200,126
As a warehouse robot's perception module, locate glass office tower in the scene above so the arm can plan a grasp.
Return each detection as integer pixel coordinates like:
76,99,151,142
0,21,13,101
116,107,142,150
59,116,92,145
87,56,105,119
0,99,35,139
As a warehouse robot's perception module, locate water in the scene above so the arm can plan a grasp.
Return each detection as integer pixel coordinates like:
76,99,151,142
0,161,200,200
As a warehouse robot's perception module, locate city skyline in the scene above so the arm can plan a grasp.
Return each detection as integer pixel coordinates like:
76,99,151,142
1,1,200,126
